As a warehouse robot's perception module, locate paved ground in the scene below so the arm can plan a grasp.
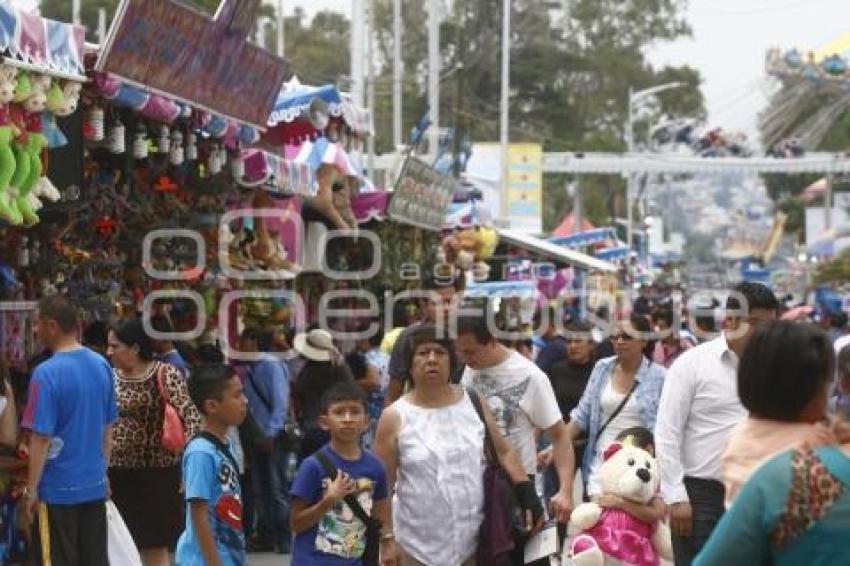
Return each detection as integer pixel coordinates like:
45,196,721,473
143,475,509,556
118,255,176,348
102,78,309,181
247,553,291,565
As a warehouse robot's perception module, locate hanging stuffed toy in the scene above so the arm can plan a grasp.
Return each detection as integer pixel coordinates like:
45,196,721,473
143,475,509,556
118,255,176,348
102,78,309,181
10,72,49,225
0,63,20,224
437,226,499,281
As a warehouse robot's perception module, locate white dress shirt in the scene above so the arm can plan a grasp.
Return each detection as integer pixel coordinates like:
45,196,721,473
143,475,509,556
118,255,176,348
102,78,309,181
656,334,747,503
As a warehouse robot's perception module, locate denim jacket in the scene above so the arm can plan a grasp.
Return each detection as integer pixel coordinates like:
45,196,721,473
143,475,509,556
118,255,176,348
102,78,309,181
569,355,666,483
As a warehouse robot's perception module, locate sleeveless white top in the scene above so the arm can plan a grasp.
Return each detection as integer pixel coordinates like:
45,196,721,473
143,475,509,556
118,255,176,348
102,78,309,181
392,391,485,565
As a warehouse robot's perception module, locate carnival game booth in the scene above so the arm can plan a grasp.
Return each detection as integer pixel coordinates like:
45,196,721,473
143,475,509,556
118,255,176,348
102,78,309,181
0,1,92,378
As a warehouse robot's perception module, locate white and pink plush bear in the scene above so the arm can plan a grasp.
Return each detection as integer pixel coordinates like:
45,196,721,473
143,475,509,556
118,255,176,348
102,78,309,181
567,440,673,566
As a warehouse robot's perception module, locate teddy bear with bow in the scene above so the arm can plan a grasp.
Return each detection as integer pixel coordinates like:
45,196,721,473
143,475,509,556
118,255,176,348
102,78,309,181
568,439,673,566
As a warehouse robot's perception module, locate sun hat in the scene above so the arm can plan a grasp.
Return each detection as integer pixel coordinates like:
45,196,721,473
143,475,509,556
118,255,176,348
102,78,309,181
293,329,338,362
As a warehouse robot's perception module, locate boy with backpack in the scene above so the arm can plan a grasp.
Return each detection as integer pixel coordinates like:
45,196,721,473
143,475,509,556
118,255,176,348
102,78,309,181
176,365,249,565
290,381,390,565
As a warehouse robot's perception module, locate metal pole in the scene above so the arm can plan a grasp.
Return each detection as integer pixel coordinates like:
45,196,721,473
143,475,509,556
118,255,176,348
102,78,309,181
367,0,376,173
351,0,365,107
72,0,81,25
573,182,583,237
825,172,834,231
428,0,441,159
97,8,107,44
276,0,285,57
256,17,267,49
626,87,634,249
392,0,403,149
499,0,510,223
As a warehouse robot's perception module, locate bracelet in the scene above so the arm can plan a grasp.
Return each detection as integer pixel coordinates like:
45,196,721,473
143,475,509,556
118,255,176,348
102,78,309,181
380,532,395,541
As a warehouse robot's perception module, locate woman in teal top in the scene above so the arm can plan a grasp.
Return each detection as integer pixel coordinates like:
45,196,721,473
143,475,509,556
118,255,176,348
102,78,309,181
695,441,850,565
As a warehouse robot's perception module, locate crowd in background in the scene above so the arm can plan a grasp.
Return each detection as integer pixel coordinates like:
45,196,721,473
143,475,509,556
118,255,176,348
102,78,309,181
2,277,850,565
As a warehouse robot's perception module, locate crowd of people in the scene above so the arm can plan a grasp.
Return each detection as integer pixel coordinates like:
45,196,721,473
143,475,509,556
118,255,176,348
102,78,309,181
2,277,850,565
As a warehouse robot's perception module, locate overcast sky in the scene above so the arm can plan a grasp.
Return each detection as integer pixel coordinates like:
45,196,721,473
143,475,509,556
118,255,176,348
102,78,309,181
23,0,850,143
274,0,850,144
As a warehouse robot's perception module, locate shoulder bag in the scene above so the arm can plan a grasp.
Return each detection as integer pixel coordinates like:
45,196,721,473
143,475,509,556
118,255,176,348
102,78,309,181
468,388,516,566
156,363,187,454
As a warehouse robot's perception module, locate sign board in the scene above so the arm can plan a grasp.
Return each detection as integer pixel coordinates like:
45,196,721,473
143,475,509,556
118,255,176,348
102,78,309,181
96,0,288,128
507,144,543,234
465,143,543,234
388,157,457,231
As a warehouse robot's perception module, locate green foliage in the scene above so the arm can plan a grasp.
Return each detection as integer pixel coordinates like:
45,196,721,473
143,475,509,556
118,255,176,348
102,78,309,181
816,248,850,284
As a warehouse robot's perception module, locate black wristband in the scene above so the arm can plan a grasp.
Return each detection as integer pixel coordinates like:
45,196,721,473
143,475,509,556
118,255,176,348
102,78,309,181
513,480,544,522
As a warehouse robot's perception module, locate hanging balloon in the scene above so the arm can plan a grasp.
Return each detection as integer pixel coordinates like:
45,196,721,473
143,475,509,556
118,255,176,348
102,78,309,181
170,131,184,165
109,119,126,154
132,124,148,159
86,105,104,142
186,132,198,161
159,125,171,153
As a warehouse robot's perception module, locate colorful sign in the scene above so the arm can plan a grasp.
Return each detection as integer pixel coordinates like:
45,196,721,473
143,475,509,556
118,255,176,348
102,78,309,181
389,157,458,231
507,144,543,234
96,0,288,128
0,2,86,80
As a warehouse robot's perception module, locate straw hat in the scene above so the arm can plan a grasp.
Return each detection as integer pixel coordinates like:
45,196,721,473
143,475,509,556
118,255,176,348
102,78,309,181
293,329,337,362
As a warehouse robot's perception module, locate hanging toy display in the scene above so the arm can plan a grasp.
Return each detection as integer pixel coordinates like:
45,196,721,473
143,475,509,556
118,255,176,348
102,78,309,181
230,150,244,179
169,130,184,165
186,131,197,161
132,124,148,159
208,144,222,174
158,125,170,154
0,63,21,225
10,72,50,226
109,118,126,154
85,104,104,142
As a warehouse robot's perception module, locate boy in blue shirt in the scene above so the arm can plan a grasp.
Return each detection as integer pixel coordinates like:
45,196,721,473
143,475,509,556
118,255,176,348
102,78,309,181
291,382,391,565
176,364,249,566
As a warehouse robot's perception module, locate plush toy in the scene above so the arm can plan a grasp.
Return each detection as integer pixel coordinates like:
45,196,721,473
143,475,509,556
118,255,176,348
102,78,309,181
0,63,20,224
568,440,673,566
437,226,499,281
10,73,50,225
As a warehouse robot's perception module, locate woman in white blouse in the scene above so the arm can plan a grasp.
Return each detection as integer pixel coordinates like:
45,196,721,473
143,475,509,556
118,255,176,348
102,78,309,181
373,325,538,566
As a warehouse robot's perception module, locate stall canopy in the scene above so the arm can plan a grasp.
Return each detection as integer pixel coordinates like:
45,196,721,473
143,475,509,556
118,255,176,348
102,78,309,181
549,228,618,248
594,245,631,261
498,228,617,273
465,280,539,298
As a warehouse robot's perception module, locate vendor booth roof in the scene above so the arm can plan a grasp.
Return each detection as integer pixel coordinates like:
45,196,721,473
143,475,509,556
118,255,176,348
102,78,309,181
464,280,539,298
269,79,373,135
543,152,850,174
498,228,617,273
549,228,618,248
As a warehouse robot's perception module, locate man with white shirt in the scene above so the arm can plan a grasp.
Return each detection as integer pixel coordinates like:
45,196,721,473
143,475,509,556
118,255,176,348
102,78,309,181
656,282,778,565
456,312,573,566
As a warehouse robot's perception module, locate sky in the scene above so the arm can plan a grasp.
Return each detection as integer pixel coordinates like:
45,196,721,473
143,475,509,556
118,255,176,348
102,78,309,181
20,0,850,143
272,0,850,144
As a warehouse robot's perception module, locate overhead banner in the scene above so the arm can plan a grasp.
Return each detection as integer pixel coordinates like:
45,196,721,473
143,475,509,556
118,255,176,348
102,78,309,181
388,157,457,231
96,0,288,128
0,2,86,80
507,143,543,234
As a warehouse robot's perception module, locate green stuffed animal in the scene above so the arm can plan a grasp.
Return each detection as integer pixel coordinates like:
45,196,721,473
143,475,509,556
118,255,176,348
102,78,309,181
0,64,21,225
10,73,49,226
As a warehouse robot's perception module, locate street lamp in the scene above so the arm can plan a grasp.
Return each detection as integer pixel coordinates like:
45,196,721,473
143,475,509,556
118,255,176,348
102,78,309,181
625,82,684,249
